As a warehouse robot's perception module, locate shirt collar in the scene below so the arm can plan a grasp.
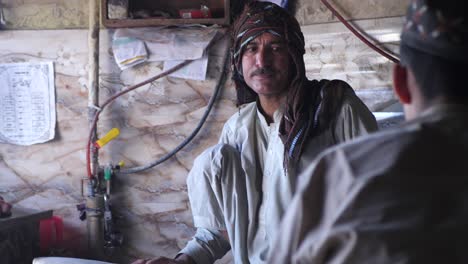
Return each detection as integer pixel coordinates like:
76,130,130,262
256,102,285,127
418,103,468,119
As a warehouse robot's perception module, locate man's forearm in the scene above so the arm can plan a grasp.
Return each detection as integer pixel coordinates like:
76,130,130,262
178,228,231,264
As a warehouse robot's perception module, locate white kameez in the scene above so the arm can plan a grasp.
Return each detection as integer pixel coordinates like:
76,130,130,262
180,86,377,264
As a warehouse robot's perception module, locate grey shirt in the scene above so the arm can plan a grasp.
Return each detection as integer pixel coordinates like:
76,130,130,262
269,104,468,264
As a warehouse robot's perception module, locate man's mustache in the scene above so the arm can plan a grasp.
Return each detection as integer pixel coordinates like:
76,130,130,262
251,67,275,77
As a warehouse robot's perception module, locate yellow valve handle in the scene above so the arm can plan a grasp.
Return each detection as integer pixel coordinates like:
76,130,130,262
95,128,120,148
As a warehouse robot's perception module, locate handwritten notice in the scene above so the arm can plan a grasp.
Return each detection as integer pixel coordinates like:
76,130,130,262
0,62,56,145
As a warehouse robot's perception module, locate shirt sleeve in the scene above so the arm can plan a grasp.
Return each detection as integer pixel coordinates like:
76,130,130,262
179,228,231,264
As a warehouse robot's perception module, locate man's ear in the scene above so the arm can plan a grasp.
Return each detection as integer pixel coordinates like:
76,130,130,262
392,64,412,104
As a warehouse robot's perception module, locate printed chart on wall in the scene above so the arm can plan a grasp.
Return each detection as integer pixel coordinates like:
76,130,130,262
0,62,56,145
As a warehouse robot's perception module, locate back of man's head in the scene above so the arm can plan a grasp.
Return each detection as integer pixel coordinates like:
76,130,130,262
400,0,468,102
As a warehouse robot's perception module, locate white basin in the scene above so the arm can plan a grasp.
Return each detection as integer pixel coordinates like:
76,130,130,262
33,257,116,264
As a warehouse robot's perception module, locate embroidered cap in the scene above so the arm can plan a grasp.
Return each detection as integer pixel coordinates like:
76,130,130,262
401,0,468,62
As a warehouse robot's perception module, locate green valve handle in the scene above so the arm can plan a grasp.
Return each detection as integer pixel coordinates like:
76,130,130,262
104,167,112,181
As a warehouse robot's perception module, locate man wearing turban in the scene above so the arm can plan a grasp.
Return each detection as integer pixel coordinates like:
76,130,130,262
133,1,377,263
269,0,468,263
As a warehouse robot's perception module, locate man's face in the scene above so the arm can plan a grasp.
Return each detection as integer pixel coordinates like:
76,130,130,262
241,33,291,100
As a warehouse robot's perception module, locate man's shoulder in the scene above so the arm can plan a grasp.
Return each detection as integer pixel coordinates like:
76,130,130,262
320,124,417,170
224,101,257,128
296,125,418,201
306,79,358,105
316,79,356,96
308,79,353,90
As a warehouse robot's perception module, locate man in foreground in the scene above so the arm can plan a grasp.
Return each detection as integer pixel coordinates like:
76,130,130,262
269,0,468,263
133,2,377,263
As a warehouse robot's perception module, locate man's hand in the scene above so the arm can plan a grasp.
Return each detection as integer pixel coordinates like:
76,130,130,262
0,196,12,217
131,254,195,264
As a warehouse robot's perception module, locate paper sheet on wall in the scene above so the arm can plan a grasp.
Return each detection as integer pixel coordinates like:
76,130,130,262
114,27,218,61
113,27,218,80
0,62,56,145
163,55,209,81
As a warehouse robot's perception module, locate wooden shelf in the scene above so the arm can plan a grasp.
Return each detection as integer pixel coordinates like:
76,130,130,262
101,0,230,28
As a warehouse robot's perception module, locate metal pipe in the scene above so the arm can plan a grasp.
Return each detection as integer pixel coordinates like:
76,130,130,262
88,0,100,177
87,0,103,259
86,195,104,258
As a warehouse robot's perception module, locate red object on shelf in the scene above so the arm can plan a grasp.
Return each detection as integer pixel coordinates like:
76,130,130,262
39,216,64,253
179,8,212,19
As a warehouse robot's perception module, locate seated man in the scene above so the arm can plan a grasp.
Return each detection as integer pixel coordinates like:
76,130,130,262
269,0,468,263
133,2,377,264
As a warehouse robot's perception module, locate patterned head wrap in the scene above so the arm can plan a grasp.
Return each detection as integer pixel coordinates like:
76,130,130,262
401,0,468,63
231,1,316,166
230,1,305,105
